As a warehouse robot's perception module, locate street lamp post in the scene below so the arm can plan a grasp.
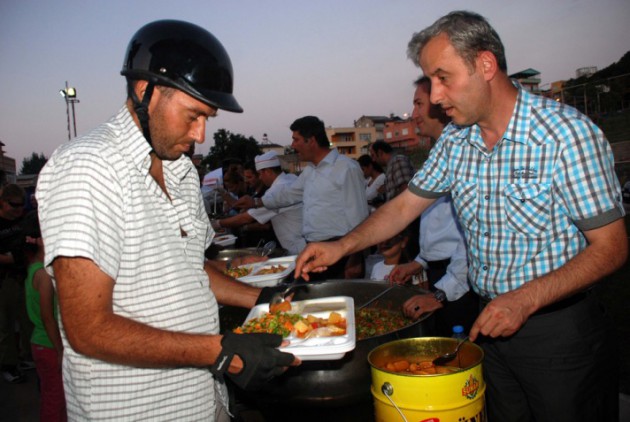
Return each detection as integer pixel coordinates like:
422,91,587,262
60,81,79,140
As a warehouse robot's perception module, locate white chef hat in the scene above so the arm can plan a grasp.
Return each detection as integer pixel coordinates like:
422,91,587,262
255,151,281,171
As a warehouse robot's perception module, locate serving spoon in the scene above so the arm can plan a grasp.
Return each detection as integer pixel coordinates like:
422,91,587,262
432,336,469,366
269,284,298,306
260,240,277,257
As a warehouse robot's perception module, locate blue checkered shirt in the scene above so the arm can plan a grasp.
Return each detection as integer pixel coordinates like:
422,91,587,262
409,84,625,298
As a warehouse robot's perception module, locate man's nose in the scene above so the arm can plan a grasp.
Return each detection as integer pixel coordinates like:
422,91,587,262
192,118,206,143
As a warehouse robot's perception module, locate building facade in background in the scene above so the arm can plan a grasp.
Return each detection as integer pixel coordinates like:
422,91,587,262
0,140,17,185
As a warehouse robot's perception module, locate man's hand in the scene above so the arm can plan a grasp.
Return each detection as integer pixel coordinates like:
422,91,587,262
390,261,423,285
211,331,300,391
294,241,345,281
233,195,255,210
468,290,535,341
402,294,443,320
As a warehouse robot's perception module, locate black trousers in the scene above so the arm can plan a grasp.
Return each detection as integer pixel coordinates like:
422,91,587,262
425,259,479,337
479,292,618,422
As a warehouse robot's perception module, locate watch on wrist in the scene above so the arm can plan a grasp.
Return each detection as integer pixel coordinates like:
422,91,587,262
433,289,447,304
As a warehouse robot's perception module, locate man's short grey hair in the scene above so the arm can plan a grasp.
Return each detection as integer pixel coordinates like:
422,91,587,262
407,10,507,73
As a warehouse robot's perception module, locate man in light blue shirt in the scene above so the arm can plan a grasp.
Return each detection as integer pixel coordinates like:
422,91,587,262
238,116,368,279
296,11,626,421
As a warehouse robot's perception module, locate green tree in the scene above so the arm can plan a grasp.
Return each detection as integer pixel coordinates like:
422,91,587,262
20,152,48,175
202,129,262,170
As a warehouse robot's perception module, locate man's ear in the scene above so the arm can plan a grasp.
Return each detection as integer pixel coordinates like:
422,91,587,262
478,51,498,81
133,80,150,98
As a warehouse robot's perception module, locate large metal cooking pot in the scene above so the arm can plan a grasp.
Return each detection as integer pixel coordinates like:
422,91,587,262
219,280,432,415
209,246,288,261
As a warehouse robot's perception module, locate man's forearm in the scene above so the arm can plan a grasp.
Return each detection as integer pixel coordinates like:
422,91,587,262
219,212,254,229
512,218,628,313
205,261,260,308
75,311,223,368
340,190,431,256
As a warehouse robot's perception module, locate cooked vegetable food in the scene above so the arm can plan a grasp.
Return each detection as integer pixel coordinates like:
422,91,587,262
224,266,252,278
355,308,413,340
254,265,287,275
234,310,347,338
380,358,461,375
235,312,305,337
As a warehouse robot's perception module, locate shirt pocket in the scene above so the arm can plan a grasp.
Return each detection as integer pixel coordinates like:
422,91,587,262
504,183,552,237
451,180,478,228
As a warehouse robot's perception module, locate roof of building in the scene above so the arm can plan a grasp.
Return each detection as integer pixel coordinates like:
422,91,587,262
509,68,541,79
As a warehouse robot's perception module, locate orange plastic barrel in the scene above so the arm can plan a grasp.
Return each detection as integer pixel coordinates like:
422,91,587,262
368,337,486,422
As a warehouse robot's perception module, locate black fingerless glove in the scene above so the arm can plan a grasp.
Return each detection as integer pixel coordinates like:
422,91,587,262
209,331,295,391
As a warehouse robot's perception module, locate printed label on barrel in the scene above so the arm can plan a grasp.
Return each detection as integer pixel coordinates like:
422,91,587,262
462,374,481,399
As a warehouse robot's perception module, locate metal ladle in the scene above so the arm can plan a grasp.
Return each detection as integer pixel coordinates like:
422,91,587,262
357,286,395,309
269,284,297,306
432,336,469,366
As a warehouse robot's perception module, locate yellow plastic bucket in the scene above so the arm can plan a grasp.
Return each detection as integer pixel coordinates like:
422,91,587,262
368,337,486,422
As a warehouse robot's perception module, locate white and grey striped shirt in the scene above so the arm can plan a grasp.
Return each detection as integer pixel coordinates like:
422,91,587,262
37,106,221,421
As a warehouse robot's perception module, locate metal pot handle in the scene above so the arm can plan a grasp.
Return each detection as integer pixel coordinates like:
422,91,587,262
381,382,409,422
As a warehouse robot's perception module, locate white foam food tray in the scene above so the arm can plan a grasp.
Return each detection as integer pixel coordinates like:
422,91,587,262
236,256,297,287
213,234,237,247
243,296,356,360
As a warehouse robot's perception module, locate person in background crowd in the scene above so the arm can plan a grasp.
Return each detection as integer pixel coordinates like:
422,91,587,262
220,169,248,215
236,116,368,280
243,162,267,199
369,229,409,282
357,154,385,210
391,76,478,336
36,20,298,421
370,140,420,260
213,152,306,255
235,162,275,248
0,183,34,384
369,140,414,202
23,212,67,421
296,10,627,421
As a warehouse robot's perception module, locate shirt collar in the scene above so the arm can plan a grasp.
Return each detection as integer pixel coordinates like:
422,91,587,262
449,80,532,148
308,148,338,168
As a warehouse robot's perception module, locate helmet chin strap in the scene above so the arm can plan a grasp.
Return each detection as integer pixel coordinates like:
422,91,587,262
128,81,155,149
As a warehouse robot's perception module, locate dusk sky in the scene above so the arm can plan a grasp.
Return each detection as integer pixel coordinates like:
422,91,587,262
1,0,629,171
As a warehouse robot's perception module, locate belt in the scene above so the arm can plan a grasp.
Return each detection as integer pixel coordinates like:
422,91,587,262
426,258,451,270
480,291,589,316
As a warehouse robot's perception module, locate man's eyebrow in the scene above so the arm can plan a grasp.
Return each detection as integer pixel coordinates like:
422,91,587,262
429,67,448,76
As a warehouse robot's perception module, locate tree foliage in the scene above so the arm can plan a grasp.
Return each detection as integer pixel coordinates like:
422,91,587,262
20,152,48,175
202,129,262,171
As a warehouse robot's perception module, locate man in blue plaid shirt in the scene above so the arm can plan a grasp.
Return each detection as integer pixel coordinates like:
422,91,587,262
296,10,627,421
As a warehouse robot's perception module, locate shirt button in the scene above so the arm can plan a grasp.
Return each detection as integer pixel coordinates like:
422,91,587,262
482,266,488,271
484,195,489,200
521,198,526,203
484,232,490,237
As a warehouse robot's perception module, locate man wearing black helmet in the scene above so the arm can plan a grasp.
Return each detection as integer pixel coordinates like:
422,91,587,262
37,20,298,421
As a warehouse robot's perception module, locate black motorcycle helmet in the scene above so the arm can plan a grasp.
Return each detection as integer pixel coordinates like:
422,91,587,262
121,20,243,146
